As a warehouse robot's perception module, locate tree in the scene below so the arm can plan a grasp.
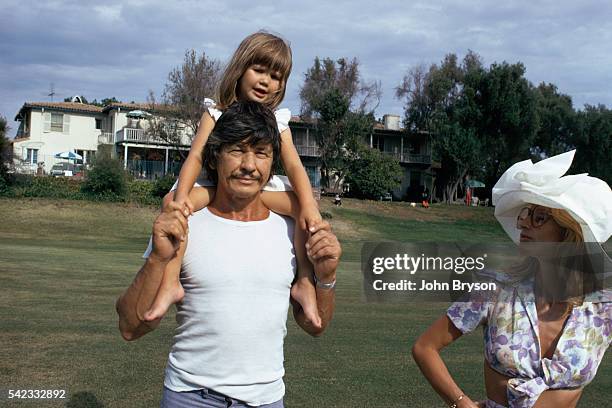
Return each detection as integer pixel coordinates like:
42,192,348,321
299,57,381,189
397,52,540,203
397,52,485,202
345,144,403,199
0,116,10,191
88,97,121,107
572,104,612,184
300,57,380,118
477,62,539,188
532,83,576,157
147,49,221,153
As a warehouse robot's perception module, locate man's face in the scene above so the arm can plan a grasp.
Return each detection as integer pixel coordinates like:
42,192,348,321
216,140,274,199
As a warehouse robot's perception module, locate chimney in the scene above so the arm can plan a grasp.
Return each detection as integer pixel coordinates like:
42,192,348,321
383,114,400,130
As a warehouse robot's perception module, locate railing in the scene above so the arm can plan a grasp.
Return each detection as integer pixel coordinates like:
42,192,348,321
381,151,432,164
126,159,182,180
295,145,320,156
98,132,114,144
405,153,431,164
116,128,166,144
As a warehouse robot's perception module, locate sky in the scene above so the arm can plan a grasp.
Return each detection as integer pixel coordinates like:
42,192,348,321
2,0,611,137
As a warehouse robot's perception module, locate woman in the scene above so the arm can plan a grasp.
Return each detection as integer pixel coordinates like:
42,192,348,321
412,150,612,408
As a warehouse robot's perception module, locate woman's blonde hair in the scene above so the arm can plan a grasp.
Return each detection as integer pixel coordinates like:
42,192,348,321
550,208,583,243
217,31,292,110
509,207,599,312
549,208,600,310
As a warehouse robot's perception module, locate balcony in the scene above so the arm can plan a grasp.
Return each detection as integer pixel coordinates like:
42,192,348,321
115,128,165,144
295,145,320,157
381,151,431,165
98,132,114,144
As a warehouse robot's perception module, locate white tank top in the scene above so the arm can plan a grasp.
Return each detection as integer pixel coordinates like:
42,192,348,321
164,208,296,406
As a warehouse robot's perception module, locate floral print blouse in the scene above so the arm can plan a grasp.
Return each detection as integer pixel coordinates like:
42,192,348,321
447,274,612,407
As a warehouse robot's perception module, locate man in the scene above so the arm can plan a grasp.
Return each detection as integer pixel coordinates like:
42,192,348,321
116,102,340,408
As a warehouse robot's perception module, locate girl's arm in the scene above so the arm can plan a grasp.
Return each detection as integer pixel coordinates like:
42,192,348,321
412,315,480,408
279,128,320,230
173,111,216,213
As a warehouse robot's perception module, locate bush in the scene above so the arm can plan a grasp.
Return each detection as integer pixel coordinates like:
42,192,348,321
9,174,85,199
82,158,127,197
0,167,10,195
152,174,177,198
345,145,403,200
126,179,160,206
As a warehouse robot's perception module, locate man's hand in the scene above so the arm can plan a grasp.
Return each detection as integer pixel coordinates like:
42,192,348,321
305,220,341,282
151,201,189,263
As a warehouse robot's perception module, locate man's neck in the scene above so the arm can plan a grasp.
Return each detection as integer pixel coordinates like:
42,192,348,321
208,189,269,222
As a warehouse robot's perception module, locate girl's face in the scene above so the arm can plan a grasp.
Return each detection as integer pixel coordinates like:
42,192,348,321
238,64,282,104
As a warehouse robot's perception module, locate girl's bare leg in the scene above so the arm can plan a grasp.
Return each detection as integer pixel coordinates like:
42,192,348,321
262,191,321,329
143,187,215,321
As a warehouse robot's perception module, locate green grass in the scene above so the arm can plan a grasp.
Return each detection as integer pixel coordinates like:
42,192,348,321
0,197,609,407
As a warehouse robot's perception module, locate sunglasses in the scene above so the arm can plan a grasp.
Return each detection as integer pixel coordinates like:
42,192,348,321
516,206,552,229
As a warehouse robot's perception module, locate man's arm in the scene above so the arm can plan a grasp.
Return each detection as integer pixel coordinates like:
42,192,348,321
115,205,188,341
293,221,341,336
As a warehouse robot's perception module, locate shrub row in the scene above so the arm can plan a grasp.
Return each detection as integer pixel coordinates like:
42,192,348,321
1,171,176,207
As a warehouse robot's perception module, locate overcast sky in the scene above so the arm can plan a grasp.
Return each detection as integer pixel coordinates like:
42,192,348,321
2,0,611,137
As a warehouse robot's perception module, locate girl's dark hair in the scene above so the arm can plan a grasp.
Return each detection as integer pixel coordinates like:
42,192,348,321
203,101,281,183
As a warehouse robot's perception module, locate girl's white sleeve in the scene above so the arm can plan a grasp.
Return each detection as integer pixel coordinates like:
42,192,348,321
263,175,293,192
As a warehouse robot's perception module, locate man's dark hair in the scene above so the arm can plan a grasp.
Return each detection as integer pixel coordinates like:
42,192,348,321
203,101,281,183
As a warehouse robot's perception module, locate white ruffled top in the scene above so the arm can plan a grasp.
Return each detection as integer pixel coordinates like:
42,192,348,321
204,98,291,133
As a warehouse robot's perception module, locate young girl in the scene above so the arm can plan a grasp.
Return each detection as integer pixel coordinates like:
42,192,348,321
144,31,323,327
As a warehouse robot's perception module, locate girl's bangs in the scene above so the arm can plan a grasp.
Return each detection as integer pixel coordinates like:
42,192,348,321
250,46,292,77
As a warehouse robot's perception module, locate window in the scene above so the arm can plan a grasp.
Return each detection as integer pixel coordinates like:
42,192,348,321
95,119,102,130
372,134,384,151
26,148,39,164
51,113,63,132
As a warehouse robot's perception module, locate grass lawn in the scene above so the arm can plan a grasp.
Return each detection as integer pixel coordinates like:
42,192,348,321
0,197,610,407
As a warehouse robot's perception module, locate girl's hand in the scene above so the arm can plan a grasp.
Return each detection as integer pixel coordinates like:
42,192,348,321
168,192,194,217
299,205,322,232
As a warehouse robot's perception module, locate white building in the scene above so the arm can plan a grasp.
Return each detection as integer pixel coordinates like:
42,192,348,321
11,100,192,178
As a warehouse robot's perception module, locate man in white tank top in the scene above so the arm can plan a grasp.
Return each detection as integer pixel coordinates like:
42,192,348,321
116,102,341,407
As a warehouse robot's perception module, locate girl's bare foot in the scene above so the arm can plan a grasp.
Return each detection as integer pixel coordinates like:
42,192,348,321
143,284,185,322
291,277,321,329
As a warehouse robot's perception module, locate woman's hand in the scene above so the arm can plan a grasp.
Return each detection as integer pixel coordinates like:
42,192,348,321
456,396,483,408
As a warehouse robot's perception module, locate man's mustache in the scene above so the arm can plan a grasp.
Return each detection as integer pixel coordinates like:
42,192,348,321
231,171,261,181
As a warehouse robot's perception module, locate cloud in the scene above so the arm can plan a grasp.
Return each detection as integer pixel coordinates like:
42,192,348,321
2,0,612,135
93,5,123,23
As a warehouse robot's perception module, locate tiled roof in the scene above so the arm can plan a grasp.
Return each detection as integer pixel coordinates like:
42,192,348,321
16,102,104,119
102,102,151,112
15,101,155,120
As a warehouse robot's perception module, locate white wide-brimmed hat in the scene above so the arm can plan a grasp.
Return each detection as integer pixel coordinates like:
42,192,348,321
492,150,612,244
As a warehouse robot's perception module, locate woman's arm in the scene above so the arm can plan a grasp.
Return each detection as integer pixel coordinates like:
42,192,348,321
173,111,216,213
279,128,320,229
412,315,480,407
